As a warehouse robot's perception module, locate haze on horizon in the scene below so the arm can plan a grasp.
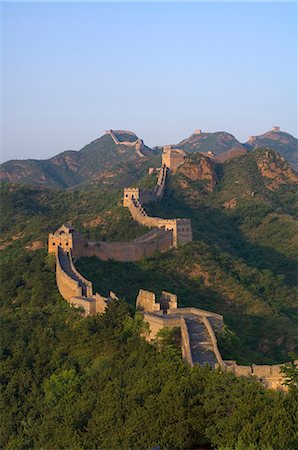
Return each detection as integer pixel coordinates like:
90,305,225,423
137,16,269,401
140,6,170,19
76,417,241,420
1,2,297,163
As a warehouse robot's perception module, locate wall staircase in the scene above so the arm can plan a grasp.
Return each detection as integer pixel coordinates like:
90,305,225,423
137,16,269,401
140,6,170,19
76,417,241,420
184,315,218,367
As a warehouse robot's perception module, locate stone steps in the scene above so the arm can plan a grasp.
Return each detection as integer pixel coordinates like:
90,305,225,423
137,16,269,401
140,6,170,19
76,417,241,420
185,317,217,367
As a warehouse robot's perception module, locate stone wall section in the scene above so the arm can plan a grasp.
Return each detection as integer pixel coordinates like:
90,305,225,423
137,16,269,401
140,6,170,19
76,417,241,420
125,197,192,246
106,130,145,157
56,246,83,302
55,246,110,316
84,228,173,262
123,162,192,247
162,146,186,171
136,289,178,312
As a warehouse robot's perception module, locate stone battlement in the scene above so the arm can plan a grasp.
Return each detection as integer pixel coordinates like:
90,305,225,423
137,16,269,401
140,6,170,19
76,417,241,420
162,146,186,171
224,360,297,391
123,165,192,247
47,139,293,392
55,246,110,316
106,129,145,157
138,290,294,390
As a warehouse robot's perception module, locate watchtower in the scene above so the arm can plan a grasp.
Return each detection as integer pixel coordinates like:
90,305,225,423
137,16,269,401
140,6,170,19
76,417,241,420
123,187,140,207
48,224,74,254
162,146,186,171
48,224,84,258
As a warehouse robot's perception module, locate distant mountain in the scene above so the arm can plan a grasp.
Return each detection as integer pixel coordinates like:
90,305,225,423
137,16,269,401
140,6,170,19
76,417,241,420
1,127,296,189
175,131,247,157
175,128,297,170
0,132,159,189
244,128,298,171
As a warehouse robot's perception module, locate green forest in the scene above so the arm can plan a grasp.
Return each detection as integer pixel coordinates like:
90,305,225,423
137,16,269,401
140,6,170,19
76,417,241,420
1,148,298,449
0,248,298,449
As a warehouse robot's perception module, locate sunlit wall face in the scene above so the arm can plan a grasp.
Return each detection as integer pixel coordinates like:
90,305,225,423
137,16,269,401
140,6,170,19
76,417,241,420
1,1,297,162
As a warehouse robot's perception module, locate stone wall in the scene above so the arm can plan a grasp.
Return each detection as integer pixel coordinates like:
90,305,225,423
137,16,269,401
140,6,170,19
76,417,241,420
142,312,184,340
123,161,192,247
48,224,84,258
162,146,186,171
55,246,110,316
70,296,96,316
56,246,83,302
125,198,192,247
136,290,161,312
136,289,178,312
84,228,173,262
224,360,298,392
106,130,145,157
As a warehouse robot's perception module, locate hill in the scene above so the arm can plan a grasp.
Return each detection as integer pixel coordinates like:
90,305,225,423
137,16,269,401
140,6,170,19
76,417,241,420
0,132,160,190
245,129,298,171
1,127,297,189
175,130,247,157
1,146,297,365
1,144,298,448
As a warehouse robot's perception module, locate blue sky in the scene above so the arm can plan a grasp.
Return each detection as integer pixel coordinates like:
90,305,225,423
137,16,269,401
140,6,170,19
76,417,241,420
1,1,297,162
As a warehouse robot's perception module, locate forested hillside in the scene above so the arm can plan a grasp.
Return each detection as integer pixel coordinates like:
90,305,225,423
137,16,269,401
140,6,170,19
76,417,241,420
1,248,298,449
1,145,298,449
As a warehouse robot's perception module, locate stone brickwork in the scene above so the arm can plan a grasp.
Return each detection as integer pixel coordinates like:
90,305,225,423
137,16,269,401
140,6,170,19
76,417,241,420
138,292,293,390
162,146,186,171
139,295,224,369
84,228,173,262
106,129,145,157
224,360,297,392
54,245,111,316
125,197,192,247
48,224,84,258
123,163,192,247
136,289,177,312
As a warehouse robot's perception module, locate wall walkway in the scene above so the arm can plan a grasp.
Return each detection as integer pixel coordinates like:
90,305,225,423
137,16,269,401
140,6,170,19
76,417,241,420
56,246,110,316
106,129,145,157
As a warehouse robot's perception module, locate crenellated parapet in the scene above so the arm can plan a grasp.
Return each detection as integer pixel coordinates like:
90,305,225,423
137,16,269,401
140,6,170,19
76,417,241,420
138,291,294,390
162,146,186,171
105,129,145,157
124,164,192,247
54,245,112,316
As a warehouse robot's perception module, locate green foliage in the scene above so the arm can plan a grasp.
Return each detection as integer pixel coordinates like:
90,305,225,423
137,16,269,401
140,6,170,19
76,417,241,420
44,369,81,407
0,134,160,189
0,249,298,449
77,240,298,364
1,146,298,448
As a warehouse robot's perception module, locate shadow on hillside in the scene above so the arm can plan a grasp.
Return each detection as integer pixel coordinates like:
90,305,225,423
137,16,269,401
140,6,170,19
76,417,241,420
145,192,298,286
77,255,296,365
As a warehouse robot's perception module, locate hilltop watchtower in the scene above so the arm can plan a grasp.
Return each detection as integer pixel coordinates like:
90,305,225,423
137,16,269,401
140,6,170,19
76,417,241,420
162,146,186,171
272,126,280,132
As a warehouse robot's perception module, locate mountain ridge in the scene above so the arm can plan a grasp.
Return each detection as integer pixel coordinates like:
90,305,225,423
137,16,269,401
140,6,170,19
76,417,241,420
1,127,296,189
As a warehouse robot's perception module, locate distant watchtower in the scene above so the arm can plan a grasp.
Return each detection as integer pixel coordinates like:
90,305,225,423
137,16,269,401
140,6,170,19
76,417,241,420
272,126,280,132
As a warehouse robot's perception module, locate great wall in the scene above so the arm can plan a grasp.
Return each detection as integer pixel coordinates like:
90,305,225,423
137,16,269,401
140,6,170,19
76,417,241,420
48,130,296,392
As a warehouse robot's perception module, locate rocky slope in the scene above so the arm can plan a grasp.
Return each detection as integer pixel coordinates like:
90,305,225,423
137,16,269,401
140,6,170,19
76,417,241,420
1,145,298,364
174,153,218,194
1,128,296,189
0,132,159,189
245,129,298,171
176,131,246,156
